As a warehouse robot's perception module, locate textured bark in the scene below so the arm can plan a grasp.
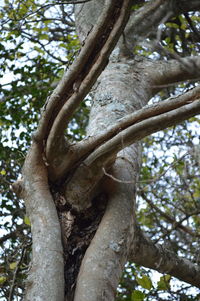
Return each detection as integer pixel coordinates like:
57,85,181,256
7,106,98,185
22,143,64,301
63,57,152,212
74,155,138,301
72,52,151,299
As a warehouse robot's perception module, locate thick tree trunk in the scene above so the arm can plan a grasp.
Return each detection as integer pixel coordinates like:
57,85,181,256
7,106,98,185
72,51,154,299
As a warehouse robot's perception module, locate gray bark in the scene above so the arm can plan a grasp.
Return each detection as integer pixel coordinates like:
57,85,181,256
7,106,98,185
74,8,157,295
73,55,149,300
22,144,64,301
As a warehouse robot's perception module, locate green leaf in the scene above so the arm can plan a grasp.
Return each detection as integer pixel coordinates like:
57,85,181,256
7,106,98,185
0,276,7,285
0,170,6,175
166,22,179,29
157,275,171,290
131,290,145,301
136,275,153,290
9,262,18,270
33,46,45,54
39,34,49,40
24,215,31,226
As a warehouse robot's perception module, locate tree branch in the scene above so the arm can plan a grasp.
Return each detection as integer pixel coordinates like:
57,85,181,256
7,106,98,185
0,224,27,244
32,0,131,157
140,191,200,238
52,85,200,182
8,244,28,301
11,1,93,22
62,88,200,210
45,0,132,162
123,0,200,54
129,224,200,288
82,94,200,167
124,0,170,52
150,56,200,89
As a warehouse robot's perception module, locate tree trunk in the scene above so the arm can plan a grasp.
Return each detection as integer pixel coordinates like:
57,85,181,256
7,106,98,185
71,40,154,300
15,1,200,300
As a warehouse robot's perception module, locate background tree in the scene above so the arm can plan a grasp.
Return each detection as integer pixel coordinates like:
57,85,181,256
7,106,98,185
0,0,200,300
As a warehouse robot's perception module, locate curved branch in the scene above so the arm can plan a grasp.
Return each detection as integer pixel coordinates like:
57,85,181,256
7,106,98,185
32,0,131,150
85,98,200,167
22,143,64,301
45,0,132,161
63,91,200,210
34,0,116,143
52,85,200,182
129,224,200,288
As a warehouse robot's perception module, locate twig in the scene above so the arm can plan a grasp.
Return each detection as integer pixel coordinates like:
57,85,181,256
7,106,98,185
184,13,200,40
139,152,189,185
140,191,200,238
0,225,27,244
8,245,27,301
5,0,93,22
102,167,135,184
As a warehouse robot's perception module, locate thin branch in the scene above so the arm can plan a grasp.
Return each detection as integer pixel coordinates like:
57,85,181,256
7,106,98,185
140,191,200,238
103,167,135,184
184,13,200,40
83,97,200,167
7,0,93,22
0,225,27,244
20,30,67,64
139,152,189,185
8,244,27,301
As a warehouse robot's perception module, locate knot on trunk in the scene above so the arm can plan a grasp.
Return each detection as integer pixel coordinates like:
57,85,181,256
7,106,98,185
12,178,24,198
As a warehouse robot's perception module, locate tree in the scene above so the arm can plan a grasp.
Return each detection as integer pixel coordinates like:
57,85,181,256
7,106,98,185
1,0,200,300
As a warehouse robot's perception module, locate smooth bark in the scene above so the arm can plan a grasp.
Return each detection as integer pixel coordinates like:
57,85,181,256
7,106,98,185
22,144,64,301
